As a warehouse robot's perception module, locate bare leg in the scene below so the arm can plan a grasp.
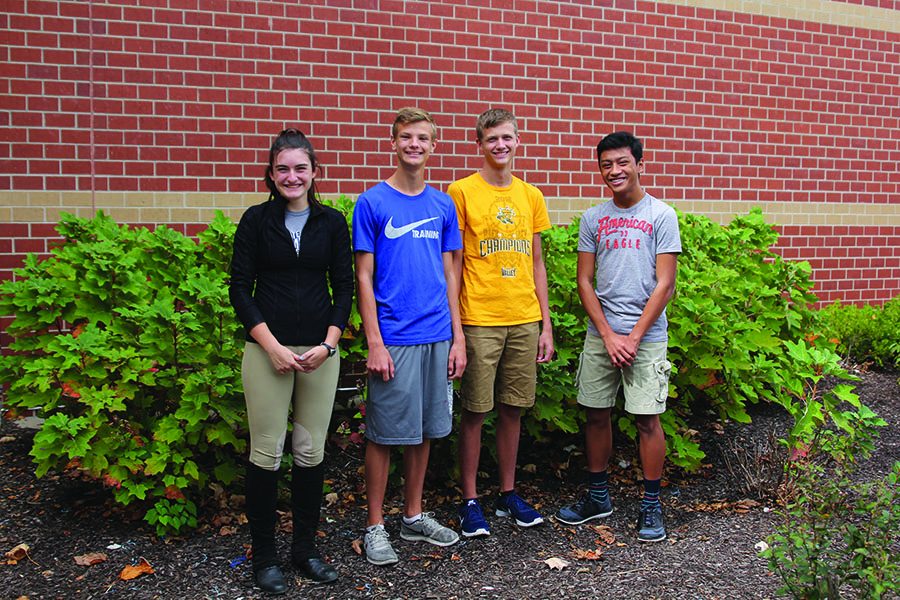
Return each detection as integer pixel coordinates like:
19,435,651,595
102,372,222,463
403,440,431,518
365,441,391,527
458,409,486,498
585,407,613,472
635,414,665,480
496,403,522,492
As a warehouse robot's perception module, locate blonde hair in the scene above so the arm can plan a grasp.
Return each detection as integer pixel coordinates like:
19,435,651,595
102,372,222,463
476,108,518,141
392,107,437,141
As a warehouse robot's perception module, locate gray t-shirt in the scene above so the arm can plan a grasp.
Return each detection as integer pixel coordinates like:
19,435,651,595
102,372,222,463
285,207,310,256
577,193,681,343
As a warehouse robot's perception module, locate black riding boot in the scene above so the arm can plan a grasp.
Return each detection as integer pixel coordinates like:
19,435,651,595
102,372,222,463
245,463,287,595
291,462,338,583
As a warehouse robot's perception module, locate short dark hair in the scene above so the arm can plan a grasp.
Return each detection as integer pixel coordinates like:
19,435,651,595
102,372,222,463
596,131,643,166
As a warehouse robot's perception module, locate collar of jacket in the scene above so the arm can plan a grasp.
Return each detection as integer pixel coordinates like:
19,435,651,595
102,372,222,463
269,193,325,217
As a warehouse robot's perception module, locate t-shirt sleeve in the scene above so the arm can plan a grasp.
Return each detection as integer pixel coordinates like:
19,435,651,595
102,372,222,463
447,181,466,231
655,205,682,255
442,197,462,252
532,187,552,234
577,207,599,253
352,193,377,253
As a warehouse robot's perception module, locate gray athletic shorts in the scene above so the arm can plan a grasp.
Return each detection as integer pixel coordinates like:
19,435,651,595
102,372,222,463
365,340,453,445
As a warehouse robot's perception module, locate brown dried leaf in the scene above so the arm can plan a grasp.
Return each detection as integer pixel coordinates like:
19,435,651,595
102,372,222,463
587,524,616,546
119,558,154,581
571,548,603,561
544,556,569,570
324,492,338,506
689,498,761,513
5,543,30,562
73,552,107,566
218,526,237,537
350,538,363,556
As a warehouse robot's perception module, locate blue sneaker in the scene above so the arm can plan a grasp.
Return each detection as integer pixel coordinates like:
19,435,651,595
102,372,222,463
494,492,544,527
637,504,666,542
458,499,490,538
555,492,613,525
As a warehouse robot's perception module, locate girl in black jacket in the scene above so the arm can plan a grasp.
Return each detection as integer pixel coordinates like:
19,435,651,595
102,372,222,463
230,129,353,593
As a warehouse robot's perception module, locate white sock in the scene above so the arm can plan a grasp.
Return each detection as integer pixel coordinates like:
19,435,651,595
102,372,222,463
402,513,422,525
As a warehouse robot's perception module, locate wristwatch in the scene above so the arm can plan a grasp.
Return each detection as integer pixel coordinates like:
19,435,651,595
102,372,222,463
320,342,336,357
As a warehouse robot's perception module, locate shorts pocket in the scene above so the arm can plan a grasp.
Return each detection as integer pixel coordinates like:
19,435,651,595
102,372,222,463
655,359,672,403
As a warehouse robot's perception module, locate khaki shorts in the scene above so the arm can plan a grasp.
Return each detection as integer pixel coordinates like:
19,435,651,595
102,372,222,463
576,334,671,415
460,322,539,413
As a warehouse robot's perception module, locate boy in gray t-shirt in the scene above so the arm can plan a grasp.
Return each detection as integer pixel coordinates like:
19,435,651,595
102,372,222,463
556,131,681,543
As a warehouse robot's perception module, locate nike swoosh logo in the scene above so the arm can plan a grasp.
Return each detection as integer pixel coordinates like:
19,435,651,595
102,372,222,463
384,216,439,239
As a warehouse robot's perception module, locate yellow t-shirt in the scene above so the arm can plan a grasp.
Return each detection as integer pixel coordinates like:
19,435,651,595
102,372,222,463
448,172,551,326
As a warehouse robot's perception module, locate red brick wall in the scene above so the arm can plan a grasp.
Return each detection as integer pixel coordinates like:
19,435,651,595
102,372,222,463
2,0,898,308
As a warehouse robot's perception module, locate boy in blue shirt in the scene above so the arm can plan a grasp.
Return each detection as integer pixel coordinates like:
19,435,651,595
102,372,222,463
353,107,467,565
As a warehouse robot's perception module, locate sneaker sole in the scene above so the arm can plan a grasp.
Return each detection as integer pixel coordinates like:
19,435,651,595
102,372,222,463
460,526,490,538
365,554,400,566
554,509,613,526
495,509,544,527
637,532,667,543
399,531,459,547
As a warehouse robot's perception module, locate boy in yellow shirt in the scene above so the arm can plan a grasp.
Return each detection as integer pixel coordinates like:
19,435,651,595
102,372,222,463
448,109,554,537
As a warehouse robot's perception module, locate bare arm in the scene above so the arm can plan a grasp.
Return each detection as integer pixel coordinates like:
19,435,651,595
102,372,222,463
356,251,394,381
577,251,635,368
444,249,467,379
532,233,554,363
628,252,678,342
577,251,678,368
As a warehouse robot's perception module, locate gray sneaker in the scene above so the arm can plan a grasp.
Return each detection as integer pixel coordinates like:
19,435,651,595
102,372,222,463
364,524,399,566
399,513,460,547
637,505,667,542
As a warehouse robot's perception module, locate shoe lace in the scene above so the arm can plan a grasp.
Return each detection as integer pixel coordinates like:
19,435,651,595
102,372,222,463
641,507,660,527
570,492,594,512
418,512,442,535
368,526,390,546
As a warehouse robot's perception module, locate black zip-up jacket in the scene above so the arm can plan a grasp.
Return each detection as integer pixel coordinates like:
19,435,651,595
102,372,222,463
229,196,354,346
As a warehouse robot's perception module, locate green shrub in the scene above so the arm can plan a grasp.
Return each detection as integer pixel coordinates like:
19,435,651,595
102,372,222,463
530,221,585,438
1,205,877,532
0,211,245,535
818,297,900,368
532,208,858,471
762,361,896,599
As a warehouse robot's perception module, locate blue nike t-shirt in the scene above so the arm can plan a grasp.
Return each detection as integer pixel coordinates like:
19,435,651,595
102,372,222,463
352,181,462,345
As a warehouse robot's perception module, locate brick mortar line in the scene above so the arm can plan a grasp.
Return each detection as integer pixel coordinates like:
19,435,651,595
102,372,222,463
9,6,900,36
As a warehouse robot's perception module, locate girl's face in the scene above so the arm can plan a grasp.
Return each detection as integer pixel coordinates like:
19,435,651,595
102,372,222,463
269,148,315,204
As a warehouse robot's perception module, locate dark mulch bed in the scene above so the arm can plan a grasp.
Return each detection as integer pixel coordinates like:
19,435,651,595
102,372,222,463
1,369,897,600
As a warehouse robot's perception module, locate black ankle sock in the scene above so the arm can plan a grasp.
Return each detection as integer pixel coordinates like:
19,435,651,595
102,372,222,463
588,470,609,503
642,478,661,510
